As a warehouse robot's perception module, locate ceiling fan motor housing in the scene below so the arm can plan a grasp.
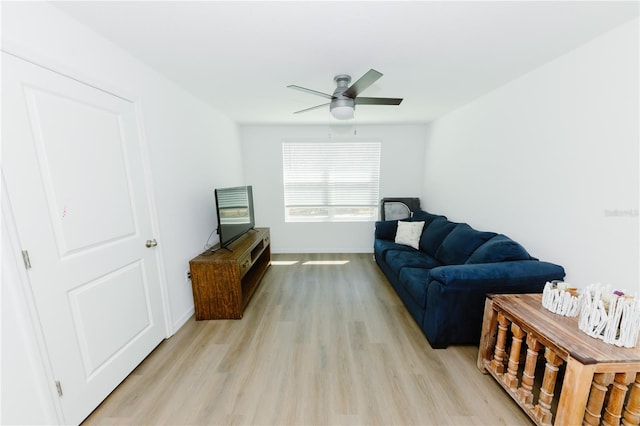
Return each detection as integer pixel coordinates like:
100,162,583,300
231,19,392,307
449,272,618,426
331,74,355,111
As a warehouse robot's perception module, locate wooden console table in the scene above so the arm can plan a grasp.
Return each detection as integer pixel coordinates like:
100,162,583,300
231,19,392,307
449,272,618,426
189,227,270,320
478,293,640,426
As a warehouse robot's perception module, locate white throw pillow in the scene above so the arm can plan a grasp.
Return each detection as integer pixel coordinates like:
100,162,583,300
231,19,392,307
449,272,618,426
395,221,425,250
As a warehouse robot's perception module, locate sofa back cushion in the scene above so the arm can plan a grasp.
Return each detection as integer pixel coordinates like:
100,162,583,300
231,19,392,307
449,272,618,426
410,209,443,228
419,217,457,256
435,224,497,265
375,220,399,241
466,234,532,264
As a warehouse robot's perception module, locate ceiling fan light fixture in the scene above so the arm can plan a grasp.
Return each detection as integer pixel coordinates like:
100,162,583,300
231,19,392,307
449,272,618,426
289,69,401,119
331,105,354,120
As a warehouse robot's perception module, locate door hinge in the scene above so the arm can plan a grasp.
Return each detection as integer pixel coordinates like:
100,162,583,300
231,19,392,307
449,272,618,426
21,250,31,269
55,380,63,397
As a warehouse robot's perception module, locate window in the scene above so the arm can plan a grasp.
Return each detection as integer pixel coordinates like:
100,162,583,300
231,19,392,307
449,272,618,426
282,141,381,222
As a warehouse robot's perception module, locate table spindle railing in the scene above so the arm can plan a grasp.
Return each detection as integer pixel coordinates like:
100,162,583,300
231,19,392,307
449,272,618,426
478,294,640,426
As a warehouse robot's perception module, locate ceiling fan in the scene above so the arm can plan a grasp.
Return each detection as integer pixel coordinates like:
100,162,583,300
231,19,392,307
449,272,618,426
288,69,403,120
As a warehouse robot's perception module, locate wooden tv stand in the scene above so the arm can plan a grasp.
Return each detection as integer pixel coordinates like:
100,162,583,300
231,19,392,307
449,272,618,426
189,227,270,320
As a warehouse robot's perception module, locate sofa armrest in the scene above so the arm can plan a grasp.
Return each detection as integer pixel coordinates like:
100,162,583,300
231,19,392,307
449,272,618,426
428,260,565,291
422,260,565,347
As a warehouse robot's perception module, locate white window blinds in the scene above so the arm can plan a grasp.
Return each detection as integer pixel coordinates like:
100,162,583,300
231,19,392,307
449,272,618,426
282,141,381,222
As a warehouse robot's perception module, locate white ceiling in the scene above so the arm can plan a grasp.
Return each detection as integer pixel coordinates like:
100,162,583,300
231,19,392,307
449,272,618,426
54,1,639,125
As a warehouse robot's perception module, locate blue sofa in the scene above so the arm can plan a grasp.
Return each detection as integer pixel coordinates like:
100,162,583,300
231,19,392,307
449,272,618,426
374,209,565,348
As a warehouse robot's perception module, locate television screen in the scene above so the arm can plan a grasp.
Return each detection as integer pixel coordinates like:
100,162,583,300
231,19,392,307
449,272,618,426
215,185,255,248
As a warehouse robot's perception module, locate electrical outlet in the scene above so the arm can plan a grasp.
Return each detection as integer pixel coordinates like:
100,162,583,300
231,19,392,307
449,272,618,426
185,269,191,282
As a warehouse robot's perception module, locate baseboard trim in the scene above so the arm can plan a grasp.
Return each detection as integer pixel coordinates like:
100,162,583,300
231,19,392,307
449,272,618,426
171,307,194,336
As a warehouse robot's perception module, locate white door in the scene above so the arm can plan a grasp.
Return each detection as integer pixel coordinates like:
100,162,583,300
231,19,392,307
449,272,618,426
2,52,167,424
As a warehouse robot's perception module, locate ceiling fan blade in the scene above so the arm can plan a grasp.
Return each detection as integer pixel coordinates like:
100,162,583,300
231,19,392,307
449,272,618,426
343,69,383,98
355,97,403,105
287,85,334,100
293,103,330,114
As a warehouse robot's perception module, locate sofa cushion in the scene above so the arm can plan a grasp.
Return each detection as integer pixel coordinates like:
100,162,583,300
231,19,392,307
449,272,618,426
395,221,425,250
435,224,497,265
419,217,457,256
411,210,444,227
385,250,441,276
398,267,431,308
466,234,532,264
374,239,415,261
375,220,398,241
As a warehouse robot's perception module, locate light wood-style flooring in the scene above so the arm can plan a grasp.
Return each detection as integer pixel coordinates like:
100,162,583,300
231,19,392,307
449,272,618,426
83,253,531,425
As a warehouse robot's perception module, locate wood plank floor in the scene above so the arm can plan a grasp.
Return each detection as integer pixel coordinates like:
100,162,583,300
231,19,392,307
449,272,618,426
83,253,532,425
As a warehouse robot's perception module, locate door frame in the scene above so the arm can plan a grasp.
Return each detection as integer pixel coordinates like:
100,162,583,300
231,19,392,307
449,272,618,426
2,173,65,424
1,45,173,422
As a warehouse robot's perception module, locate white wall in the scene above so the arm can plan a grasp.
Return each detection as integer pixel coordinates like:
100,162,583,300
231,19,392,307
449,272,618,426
423,19,639,291
1,2,243,424
241,124,427,253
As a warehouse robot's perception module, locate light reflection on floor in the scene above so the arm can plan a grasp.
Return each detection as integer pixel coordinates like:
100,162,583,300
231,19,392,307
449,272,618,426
270,260,350,266
270,260,299,266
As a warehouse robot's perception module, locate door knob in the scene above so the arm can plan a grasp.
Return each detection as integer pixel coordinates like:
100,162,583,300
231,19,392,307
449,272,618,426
145,239,158,248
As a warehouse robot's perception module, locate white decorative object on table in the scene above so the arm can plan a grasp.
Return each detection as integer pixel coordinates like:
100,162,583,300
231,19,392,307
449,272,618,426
541,281,580,317
578,283,640,348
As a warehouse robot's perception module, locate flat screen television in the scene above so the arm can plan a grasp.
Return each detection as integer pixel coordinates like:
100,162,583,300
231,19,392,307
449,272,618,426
214,185,255,248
